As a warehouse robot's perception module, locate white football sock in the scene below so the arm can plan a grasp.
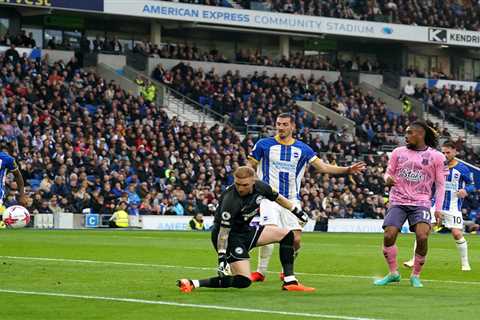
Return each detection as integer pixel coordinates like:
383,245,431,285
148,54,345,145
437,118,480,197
455,237,469,266
257,243,274,275
411,239,417,261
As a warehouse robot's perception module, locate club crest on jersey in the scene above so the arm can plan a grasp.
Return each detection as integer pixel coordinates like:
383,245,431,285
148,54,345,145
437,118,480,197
454,173,460,179
421,158,429,165
256,195,264,205
293,152,300,158
221,211,231,220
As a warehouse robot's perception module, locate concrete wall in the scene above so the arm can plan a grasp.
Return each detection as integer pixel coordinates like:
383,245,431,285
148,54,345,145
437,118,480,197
381,83,424,119
359,82,404,114
296,101,356,135
98,54,126,71
96,63,139,97
359,73,383,89
42,49,74,63
147,57,341,82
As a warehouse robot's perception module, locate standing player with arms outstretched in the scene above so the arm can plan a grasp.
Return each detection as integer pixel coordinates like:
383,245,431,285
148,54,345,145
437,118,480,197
249,113,365,282
177,166,315,292
375,121,447,288
403,140,475,271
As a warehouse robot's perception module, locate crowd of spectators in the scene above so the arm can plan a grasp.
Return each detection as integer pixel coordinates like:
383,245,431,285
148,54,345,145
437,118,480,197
151,61,412,148
134,41,382,73
236,0,480,31
0,45,478,228
403,66,451,80
409,83,480,135
0,30,36,48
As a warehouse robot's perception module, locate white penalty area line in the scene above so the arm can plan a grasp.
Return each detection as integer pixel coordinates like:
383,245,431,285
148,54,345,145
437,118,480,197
0,288,380,320
0,255,478,286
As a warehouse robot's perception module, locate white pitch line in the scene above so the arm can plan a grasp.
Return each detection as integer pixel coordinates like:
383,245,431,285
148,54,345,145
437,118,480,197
0,288,381,320
0,255,478,286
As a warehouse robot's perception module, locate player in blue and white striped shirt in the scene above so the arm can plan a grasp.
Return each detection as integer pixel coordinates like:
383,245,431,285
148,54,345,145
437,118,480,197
248,113,366,282
404,141,475,271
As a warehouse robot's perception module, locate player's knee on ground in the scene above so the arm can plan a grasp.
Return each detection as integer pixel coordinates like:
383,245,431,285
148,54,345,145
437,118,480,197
232,275,251,288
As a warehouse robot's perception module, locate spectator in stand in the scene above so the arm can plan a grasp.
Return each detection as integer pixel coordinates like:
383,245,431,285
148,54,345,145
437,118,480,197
403,80,415,96
5,44,19,64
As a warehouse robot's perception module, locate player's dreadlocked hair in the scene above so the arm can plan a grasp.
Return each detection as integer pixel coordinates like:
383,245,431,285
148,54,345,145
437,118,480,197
411,121,439,149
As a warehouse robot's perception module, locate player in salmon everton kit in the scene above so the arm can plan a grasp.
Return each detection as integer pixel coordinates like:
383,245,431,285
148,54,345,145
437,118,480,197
403,140,475,271
374,121,447,288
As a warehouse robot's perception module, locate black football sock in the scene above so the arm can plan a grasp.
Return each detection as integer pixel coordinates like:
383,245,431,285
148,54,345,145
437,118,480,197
279,231,295,278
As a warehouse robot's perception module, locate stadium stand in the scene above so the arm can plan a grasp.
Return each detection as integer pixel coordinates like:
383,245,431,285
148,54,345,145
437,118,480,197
0,43,478,223
233,0,480,31
134,41,383,73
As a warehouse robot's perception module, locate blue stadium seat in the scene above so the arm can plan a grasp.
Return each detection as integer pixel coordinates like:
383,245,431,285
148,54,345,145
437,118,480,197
28,179,41,191
199,96,208,106
85,104,97,114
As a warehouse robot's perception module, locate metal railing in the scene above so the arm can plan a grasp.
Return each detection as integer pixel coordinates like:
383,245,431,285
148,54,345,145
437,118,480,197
424,102,479,142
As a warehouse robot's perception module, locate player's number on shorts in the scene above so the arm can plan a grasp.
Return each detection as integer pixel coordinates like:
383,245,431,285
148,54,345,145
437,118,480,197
453,216,462,224
423,211,431,220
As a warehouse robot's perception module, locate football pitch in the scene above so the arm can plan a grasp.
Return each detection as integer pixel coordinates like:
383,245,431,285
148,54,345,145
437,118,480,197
0,230,478,320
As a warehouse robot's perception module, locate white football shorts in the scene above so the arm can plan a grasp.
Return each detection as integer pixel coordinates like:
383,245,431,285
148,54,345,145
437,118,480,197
259,199,303,230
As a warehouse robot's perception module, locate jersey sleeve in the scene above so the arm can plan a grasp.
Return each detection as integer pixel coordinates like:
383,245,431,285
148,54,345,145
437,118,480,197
385,148,399,180
217,194,237,228
248,140,264,163
433,153,447,212
255,180,279,201
3,155,17,171
302,144,318,164
461,166,476,194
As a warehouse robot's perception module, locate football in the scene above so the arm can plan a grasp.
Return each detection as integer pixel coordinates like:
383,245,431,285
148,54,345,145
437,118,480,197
3,205,31,229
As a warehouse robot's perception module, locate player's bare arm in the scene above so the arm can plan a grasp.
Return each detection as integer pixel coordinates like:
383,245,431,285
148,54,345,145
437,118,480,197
217,225,231,276
311,158,366,175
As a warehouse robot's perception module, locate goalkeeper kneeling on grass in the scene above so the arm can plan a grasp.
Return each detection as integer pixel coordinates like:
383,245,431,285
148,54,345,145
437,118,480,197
177,166,315,293
109,201,129,228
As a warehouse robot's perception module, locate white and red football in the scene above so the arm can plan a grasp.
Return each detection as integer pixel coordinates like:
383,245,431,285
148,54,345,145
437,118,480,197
3,205,31,229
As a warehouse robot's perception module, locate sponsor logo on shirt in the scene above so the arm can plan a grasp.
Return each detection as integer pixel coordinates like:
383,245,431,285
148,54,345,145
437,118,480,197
399,168,424,182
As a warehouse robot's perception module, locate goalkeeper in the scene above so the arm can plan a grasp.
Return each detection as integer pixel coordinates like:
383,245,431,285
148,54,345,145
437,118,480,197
177,166,314,293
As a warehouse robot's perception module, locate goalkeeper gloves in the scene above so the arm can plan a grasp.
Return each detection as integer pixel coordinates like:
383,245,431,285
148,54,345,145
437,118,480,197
217,254,229,277
291,205,310,223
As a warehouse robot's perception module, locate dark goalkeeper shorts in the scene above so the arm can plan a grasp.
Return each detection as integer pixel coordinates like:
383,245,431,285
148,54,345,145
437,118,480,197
211,225,265,263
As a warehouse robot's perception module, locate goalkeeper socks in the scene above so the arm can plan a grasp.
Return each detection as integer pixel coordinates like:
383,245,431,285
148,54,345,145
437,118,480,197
279,231,295,278
257,243,274,275
197,276,251,289
455,237,469,266
412,254,426,277
198,276,233,288
383,245,398,274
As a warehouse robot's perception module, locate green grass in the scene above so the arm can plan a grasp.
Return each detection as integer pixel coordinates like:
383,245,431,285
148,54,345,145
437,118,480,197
0,230,478,320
